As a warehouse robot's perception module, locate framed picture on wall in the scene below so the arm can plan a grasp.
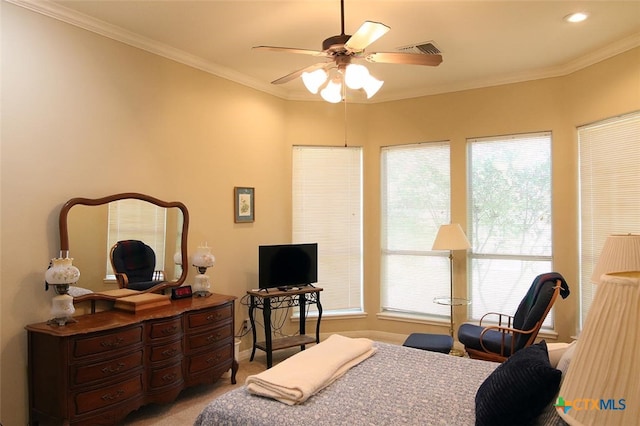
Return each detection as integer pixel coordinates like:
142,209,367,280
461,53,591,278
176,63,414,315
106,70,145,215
234,187,255,223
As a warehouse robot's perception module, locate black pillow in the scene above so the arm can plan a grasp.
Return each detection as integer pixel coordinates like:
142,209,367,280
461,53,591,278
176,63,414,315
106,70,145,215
475,341,561,426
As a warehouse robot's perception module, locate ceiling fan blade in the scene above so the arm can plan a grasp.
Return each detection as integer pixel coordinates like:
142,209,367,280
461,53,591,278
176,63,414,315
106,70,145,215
271,62,332,85
253,46,328,57
345,21,390,53
364,52,443,66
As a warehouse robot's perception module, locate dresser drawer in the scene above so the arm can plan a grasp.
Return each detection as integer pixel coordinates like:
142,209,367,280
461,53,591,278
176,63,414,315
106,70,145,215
72,349,143,386
186,344,232,375
72,326,143,358
185,323,233,353
148,361,183,390
147,317,182,340
149,339,183,363
74,374,143,415
186,304,232,330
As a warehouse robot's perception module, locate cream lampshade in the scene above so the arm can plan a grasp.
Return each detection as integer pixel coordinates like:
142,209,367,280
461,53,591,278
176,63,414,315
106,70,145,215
590,233,640,283
557,272,639,425
432,223,472,252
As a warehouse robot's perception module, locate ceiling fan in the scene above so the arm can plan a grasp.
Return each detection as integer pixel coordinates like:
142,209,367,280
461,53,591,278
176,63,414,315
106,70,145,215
253,0,443,101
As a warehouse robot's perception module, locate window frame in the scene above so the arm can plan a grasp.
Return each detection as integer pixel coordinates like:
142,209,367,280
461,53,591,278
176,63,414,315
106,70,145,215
466,131,554,327
292,145,364,316
578,111,640,326
380,141,452,319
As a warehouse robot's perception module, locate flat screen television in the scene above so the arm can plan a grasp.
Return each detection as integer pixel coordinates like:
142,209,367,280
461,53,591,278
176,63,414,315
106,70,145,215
258,243,318,289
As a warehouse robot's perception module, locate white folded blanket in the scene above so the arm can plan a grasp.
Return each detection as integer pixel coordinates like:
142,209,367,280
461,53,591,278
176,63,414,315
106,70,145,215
245,334,377,405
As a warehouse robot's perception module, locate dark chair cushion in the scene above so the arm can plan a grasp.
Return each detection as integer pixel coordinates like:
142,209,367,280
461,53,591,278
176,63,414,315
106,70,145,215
458,323,515,356
475,341,561,426
402,333,453,354
513,272,569,350
461,273,570,359
112,240,157,283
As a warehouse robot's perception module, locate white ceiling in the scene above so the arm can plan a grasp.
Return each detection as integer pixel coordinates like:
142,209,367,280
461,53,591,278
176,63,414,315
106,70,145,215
15,0,640,102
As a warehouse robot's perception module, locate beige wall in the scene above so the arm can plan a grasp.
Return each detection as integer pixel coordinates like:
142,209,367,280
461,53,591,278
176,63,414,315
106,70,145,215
2,2,639,424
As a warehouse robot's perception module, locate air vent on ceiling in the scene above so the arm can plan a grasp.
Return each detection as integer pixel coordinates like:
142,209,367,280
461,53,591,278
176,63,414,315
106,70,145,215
397,41,441,55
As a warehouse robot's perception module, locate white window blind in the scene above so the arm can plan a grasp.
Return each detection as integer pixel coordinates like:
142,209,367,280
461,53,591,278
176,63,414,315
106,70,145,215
106,199,167,278
468,132,553,326
292,146,363,313
380,142,451,317
578,111,640,325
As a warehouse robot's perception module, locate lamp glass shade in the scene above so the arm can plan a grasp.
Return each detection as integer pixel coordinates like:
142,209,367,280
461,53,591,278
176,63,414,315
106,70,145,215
45,257,80,284
344,64,369,90
557,272,640,425
363,74,384,99
320,79,342,103
432,223,471,251
191,244,215,268
591,234,640,283
302,69,328,94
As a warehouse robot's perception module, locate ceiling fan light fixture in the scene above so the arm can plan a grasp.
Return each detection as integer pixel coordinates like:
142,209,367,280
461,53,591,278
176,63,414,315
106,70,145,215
344,63,370,90
301,69,328,94
320,79,343,103
362,74,384,99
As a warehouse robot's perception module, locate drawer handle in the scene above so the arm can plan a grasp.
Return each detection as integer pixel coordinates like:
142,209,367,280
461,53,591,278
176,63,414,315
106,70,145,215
101,362,126,374
205,354,222,365
205,313,223,322
206,332,223,342
161,325,178,335
101,389,125,401
162,348,178,357
162,373,177,383
100,337,124,348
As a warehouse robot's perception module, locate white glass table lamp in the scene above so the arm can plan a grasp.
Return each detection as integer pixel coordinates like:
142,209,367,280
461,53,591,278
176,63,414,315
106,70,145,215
44,253,80,326
191,243,215,297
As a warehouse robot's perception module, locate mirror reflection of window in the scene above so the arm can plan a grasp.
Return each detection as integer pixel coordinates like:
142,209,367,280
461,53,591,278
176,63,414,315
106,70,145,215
105,199,167,280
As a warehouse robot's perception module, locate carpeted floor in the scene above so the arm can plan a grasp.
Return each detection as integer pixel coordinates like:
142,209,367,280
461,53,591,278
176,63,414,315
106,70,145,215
122,348,298,425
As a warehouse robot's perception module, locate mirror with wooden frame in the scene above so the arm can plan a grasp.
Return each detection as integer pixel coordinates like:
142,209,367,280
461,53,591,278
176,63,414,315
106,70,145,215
59,193,189,303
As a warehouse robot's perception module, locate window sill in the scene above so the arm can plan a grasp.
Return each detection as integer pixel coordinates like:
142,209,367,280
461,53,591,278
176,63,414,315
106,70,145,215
291,311,367,322
376,311,448,327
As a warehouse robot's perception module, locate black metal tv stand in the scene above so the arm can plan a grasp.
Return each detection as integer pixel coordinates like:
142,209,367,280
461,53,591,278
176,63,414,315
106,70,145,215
247,286,323,368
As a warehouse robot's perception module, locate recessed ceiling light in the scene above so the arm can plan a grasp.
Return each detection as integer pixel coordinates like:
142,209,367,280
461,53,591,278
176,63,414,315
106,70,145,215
564,12,589,23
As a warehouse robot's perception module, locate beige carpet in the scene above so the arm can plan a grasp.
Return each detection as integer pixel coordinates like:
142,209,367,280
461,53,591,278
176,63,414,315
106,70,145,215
122,348,298,425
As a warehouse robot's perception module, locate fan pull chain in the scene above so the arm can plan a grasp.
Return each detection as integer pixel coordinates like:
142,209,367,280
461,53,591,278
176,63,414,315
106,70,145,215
343,84,348,147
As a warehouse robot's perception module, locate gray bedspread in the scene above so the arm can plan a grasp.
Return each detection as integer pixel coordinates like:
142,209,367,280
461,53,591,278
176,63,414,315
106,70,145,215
194,342,565,426
196,342,496,425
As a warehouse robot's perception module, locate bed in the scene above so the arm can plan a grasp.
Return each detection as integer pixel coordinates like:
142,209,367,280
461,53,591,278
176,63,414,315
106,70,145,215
194,338,566,426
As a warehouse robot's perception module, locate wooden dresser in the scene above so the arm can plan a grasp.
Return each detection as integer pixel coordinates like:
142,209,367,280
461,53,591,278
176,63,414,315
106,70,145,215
26,293,237,426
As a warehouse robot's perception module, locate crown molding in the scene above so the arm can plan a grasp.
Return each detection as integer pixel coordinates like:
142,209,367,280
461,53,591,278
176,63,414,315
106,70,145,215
6,0,287,99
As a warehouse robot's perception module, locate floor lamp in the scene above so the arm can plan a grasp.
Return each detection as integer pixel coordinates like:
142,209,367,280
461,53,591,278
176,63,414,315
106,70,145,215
432,224,471,355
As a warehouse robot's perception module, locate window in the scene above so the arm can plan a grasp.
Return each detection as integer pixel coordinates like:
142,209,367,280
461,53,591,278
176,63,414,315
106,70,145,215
578,112,640,326
380,142,451,317
467,132,553,326
105,199,167,279
292,146,363,314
